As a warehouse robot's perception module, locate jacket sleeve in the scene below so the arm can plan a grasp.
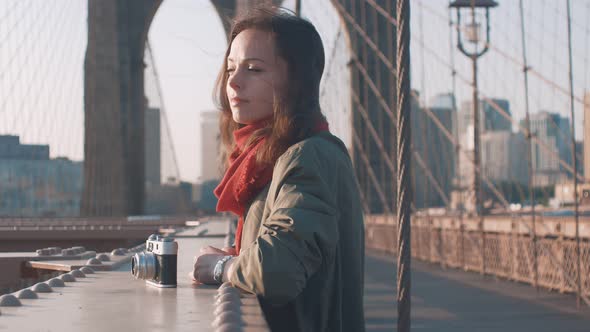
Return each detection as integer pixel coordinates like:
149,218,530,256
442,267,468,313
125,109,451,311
228,145,339,306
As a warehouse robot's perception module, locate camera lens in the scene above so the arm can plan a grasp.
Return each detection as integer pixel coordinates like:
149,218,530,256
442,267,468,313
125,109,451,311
131,252,157,280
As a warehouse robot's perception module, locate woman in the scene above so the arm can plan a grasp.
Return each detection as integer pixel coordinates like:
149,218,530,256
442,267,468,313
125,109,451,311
192,8,365,332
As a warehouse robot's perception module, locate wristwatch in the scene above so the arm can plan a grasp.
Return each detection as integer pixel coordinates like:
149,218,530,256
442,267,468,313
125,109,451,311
213,255,233,284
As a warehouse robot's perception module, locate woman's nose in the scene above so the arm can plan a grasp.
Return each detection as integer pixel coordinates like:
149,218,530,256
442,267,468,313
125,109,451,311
228,72,241,90
228,80,240,90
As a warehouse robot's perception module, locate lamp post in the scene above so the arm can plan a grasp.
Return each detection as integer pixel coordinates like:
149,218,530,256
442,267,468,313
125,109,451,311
449,0,498,216
295,0,301,17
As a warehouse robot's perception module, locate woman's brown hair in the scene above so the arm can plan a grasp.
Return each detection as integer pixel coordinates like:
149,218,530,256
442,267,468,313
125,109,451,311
214,7,326,170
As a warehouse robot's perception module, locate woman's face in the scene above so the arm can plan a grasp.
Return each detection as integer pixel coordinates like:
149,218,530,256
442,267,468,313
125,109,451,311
226,29,288,125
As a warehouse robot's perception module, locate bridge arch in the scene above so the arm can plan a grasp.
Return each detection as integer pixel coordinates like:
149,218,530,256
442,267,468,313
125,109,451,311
83,0,396,217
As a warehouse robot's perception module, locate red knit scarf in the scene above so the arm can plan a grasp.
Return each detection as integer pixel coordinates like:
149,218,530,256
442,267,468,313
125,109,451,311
214,119,329,254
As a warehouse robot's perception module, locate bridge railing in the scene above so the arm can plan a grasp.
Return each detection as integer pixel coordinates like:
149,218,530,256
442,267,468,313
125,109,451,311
365,214,590,305
0,215,199,231
0,220,270,331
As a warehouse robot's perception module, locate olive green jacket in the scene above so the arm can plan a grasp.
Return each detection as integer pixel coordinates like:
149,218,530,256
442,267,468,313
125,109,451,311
228,132,366,332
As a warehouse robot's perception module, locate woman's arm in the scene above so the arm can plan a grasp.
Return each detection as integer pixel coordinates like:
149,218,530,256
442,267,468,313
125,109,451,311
227,144,340,305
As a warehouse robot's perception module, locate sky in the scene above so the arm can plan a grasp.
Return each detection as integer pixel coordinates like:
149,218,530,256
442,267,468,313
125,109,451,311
147,1,227,182
411,0,590,138
1,0,589,183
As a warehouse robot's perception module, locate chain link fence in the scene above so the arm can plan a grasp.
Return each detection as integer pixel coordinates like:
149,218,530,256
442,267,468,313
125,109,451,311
365,214,590,304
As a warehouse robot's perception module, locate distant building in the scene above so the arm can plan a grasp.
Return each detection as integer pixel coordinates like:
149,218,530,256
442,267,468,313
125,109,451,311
0,135,49,160
0,136,82,217
198,110,222,183
522,111,572,186
584,93,590,181
455,98,514,210
430,93,456,110
192,179,220,213
412,104,456,209
576,141,584,177
482,99,511,132
144,183,191,215
193,111,222,212
481,131,528,185
458,98,511,144
554,182,590,206
145,107,161,186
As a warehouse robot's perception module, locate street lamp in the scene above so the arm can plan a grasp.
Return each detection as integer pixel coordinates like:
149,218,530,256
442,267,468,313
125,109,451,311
450,0,498,216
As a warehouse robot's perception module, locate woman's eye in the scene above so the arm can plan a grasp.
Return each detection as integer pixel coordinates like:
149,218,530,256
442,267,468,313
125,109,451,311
247,66,261,72
226,68,235,74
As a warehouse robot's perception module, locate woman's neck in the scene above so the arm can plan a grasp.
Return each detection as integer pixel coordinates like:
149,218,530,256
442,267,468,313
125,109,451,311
233,118,272,147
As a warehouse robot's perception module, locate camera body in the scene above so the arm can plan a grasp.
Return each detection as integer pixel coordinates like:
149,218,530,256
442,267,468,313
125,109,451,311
131,234,178,288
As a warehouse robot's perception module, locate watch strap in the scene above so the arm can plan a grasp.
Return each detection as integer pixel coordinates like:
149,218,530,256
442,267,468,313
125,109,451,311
213,255,233,284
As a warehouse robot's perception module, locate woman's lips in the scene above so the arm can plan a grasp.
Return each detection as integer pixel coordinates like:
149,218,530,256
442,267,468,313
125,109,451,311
230,97,248,106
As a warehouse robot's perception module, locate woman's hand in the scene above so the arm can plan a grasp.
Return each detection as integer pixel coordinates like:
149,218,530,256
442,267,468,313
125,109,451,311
222,246,237,256
190,246,236,284
199,245,236,256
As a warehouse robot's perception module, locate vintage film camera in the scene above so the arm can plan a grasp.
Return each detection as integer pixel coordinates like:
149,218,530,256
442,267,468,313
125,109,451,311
131,234,178,288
